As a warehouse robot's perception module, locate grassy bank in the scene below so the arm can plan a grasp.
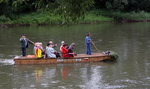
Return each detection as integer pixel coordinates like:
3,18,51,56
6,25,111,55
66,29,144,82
0,10,113,26
95,10,150,22
1,10,150,27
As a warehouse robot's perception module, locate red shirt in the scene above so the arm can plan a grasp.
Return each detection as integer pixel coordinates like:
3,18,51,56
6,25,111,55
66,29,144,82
61,47,70,57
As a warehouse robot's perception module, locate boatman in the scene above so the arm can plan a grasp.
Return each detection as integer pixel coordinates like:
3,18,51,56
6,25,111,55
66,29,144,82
20,35,29,56
85,33,92,55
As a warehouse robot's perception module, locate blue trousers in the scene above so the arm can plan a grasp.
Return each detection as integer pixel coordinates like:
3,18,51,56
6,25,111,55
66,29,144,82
86,43,91,55
21,47,26,56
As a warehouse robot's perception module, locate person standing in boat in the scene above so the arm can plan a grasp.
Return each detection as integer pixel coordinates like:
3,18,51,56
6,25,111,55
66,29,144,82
85,33,92,55
20,35,29,56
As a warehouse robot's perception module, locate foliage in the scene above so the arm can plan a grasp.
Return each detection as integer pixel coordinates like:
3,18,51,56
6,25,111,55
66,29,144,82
0,15,11,23
95,10,150,21
84,11,113,22
12,11,62,24
0,10,114,24
56,0,94,23
1,0,150,24
94,0,150,12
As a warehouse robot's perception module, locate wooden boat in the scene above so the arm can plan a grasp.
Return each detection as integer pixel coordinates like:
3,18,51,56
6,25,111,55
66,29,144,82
14,53,116,64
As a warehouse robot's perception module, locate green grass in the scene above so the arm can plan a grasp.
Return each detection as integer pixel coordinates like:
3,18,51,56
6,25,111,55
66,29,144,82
12,11,62,24
96,10,150,21
0,10,113,25
1,10,150,25
84,13,113,22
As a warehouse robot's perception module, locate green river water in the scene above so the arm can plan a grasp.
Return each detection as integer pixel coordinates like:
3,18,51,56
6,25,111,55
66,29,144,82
0,23,150,89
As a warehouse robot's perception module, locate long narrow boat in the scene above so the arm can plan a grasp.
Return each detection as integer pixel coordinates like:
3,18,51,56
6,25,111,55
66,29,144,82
14,53,116,64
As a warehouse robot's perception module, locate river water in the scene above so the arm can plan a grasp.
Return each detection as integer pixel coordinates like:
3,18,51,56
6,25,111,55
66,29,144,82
0,23,150,89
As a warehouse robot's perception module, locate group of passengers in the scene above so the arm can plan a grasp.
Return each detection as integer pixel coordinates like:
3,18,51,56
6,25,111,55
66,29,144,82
34,41,76,58
20,33,92,57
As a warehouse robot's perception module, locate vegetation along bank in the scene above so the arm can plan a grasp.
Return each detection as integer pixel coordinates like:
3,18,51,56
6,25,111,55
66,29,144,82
1,0,150,27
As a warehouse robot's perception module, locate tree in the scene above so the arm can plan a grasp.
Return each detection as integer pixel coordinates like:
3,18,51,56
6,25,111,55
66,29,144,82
57,0,94,23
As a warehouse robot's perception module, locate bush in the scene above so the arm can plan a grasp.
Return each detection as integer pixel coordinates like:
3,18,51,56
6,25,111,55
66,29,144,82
0,15,11,23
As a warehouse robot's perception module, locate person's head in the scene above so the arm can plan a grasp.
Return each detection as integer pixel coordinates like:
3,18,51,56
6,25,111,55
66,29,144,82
61,41,65,45
50,44,55,48
39,42,43,46
49,41,53,44
86,33,90,37
21,35,26,38
36,44,41,48
70,43,75,48
63,44,68,48
71,43,75,46
35,42,39,47
47,43,50,47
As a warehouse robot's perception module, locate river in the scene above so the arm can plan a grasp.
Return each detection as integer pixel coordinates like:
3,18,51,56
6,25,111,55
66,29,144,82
0,23,150,89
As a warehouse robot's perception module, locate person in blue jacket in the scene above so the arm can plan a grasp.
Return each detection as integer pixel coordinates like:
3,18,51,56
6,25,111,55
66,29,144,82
85,33,92,55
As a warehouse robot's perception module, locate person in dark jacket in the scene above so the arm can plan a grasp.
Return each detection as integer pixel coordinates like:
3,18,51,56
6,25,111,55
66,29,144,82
68,43,76,57
20,35,29,56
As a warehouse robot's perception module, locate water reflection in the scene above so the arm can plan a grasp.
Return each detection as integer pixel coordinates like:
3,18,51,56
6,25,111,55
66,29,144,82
12,63,113,89
61,66,69,80
34,69,43,83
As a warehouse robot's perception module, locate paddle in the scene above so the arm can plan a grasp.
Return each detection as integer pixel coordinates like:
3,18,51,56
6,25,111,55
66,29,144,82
26,38,35,45
89,32,101,52
91,39,100,52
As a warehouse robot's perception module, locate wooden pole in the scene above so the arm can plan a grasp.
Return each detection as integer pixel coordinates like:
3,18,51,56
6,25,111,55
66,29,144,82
88,32,100,52
26,38,35,45
91,39,100,52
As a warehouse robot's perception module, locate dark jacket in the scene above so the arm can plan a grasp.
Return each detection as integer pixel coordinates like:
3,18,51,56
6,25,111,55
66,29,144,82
20,38,28,48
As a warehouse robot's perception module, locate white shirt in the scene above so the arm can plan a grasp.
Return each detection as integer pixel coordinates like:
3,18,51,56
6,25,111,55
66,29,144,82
46,47,56,58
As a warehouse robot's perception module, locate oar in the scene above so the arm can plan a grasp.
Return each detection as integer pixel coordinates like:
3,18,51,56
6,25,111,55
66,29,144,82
88,32,101,52
26,38,35,45
91,39,100,52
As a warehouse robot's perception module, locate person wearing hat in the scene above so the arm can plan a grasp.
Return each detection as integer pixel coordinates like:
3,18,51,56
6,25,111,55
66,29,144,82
85,33,92,55
20,35,29,56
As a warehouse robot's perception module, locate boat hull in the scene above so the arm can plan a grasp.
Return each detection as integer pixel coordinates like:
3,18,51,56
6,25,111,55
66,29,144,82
14,53,115,64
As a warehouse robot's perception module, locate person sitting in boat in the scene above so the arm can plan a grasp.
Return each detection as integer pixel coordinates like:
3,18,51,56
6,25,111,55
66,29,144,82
45,43,56,58
67,43,76,57
50,42,61,58
35,43,43,58
60,41,65,52
61,44,71,58
49,41,57,47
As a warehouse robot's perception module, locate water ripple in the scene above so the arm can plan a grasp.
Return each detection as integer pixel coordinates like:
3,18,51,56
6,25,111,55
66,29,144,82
0,59,14,65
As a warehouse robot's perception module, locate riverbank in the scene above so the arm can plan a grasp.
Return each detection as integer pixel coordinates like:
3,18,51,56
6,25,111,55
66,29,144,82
97,10,150,22
0,11,113,28
1,10,150,28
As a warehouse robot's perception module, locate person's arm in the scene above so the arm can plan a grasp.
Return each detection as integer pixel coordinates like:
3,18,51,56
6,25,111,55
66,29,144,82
20,38,23,42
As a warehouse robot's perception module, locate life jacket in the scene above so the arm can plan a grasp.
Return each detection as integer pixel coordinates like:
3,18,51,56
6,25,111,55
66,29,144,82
35,48,42,58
